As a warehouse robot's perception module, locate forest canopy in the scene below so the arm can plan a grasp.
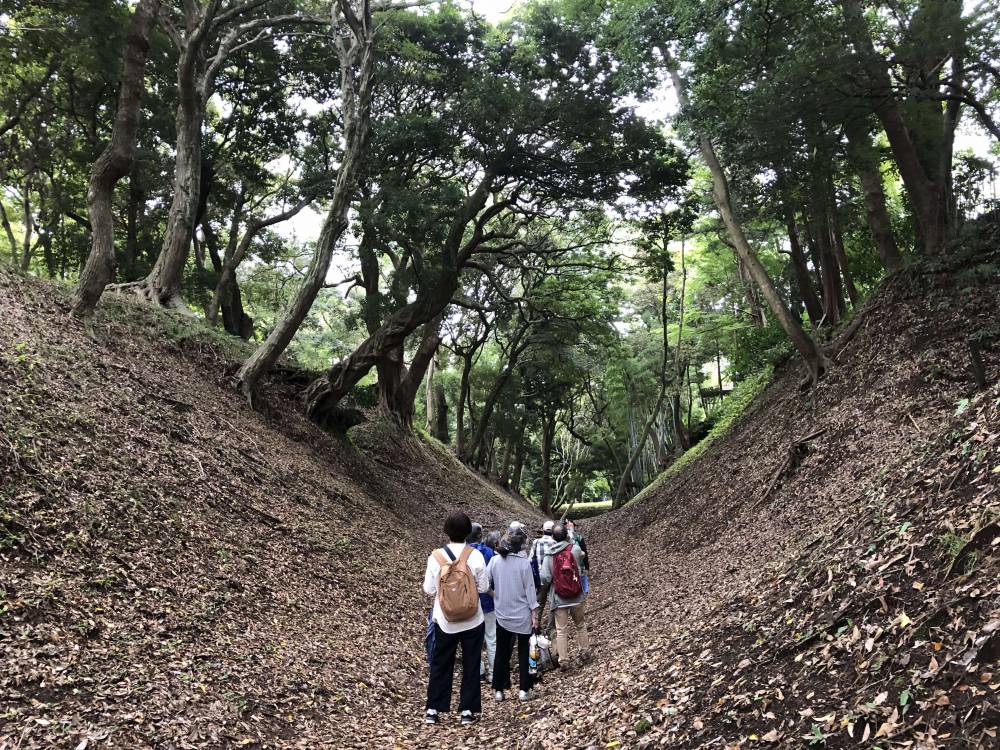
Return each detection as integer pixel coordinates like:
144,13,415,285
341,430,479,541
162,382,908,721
2,0,998,513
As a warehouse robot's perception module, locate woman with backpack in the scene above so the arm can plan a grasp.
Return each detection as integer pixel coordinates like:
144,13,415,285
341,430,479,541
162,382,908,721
538,524,590,667
422,511,489,726
486,527,540,702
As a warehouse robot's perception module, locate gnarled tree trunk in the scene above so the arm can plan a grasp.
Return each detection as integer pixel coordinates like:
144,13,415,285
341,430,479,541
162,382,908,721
238,15,375,402
132,44,205,307
383,314,443,428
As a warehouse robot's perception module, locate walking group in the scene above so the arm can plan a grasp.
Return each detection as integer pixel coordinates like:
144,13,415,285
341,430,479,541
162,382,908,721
422,511,591,726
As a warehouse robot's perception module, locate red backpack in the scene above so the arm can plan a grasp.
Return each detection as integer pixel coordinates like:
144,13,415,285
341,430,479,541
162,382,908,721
552,546,582,598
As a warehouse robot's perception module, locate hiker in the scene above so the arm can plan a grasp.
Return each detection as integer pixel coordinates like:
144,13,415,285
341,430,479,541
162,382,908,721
487,527,539,702
565,518,590,593
467,523,497,684
538,523,590,666
529,520,556,633
528,520,555,587
565,519,589,569
423,511,489,726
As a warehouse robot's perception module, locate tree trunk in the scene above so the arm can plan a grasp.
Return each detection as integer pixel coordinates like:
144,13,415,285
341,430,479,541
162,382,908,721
385,314,442,428
40,209,57,278
238,30,376,402
499,437,514,487
467,322,530,465
206,190,246,326
424,353,436,434
511,429,527,495
484,435,497,476
19,181,33,273
456,352,473,454
784,206,824,323
540,408,556,516
123,165,145,280
671,389,689,451
131,42,205,307
839,0,946,254
827,178,859,308
736,255,766,327
432,359,450,443
222,279,254,340
673,237,691,450
376,344,406,417
843,119,904,273
208,195,313,328
304,288,451,426
716,342,724,400
808,179,844,325
1,201,18,266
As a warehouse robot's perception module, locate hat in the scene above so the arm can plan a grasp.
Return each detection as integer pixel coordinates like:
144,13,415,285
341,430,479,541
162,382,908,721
542,520,555,532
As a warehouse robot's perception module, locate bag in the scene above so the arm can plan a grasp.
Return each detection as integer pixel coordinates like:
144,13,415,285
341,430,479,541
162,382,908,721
538,638,558,672
432,546,480,622
425,611,435,663
528,634,540,675
552,546,582,598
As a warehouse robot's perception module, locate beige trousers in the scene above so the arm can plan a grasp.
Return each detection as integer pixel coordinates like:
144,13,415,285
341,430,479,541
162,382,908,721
553,603,590,661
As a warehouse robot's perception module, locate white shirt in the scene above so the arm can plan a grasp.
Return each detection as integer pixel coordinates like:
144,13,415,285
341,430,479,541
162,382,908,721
423,542,489,634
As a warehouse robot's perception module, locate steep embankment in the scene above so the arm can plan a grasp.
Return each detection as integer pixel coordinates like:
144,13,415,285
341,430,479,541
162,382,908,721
519,224,1000,748
0,270,539,749
3,221,999,750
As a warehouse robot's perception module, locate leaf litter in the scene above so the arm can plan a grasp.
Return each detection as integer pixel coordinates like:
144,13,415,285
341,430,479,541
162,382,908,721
1,228,999,749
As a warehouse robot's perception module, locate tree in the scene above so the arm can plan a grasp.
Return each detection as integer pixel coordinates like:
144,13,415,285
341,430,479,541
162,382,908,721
666,58,830,382
838,0,966,254
114,0,317,308
72,0,162,317
300,1,679,426
237,0,377,401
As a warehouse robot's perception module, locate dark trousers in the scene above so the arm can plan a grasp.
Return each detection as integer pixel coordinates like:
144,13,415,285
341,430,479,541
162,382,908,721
492,622,532,692
426,622,485,714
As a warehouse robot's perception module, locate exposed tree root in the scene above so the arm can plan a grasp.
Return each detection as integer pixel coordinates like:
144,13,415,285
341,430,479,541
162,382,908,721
105,279,189,311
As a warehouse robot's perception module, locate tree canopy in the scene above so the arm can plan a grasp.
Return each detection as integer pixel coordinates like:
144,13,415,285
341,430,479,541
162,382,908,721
2,0,997,509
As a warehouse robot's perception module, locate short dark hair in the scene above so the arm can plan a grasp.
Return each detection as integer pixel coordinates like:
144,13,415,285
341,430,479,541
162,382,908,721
444,511,473,543
552,524,568,542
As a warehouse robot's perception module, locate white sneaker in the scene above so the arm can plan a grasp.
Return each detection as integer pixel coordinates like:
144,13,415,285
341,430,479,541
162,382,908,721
518,690,531,701
494,690,504,702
